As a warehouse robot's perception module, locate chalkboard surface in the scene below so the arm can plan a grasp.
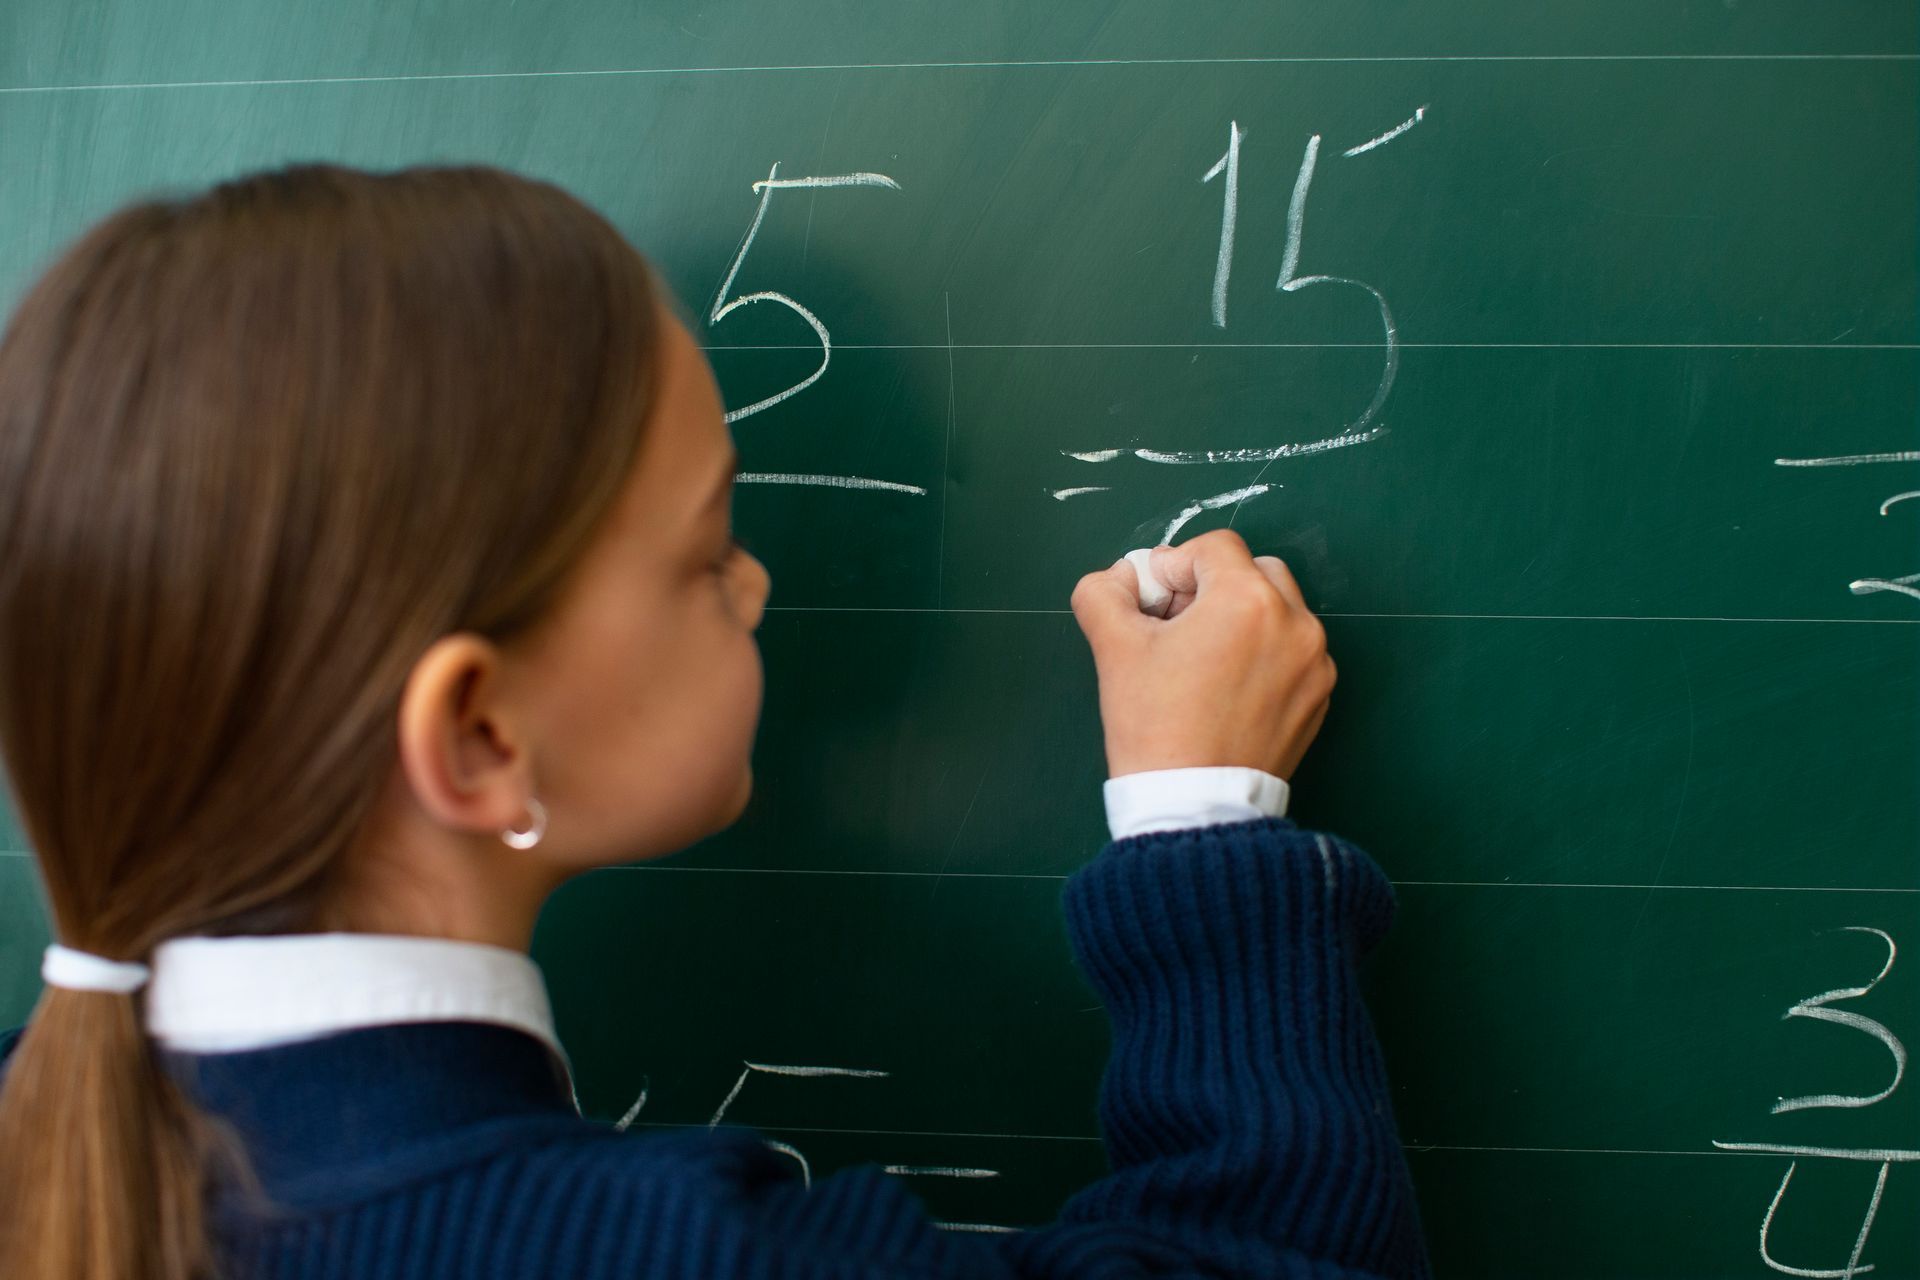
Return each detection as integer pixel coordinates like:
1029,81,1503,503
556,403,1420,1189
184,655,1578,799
1,4,1917,1275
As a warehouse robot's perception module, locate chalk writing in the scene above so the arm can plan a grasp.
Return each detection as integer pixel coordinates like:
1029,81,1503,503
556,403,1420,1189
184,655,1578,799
1712,927,1909,1278
1201,121,1245,329
1849,572,1920,604
1774,453,1920,468
613,1076,649,1131
1774,453,1920,604
1343,105,1429,158
711,164,927,498
1771,927,1905,1114
617,1058,1015,1230
1162,482,1274,544
708,1060,890,1128
737,472,928,495
1057,106,1424,542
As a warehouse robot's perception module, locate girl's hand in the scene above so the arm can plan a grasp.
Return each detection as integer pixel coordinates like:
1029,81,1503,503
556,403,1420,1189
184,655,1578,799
1069,529,1336,780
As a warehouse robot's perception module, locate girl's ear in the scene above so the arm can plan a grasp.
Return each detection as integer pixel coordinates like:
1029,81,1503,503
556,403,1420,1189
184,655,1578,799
394,633,530,838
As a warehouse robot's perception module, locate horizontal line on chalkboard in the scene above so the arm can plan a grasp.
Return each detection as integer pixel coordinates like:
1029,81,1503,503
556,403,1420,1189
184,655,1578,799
595,861,1917,894
0,849,1909,895
628,1121,1904,1161
609,863,1069,880
759,607,1920,626
1395,879,1919,893
709,342,1920,351
633,1119,1102,1142
4,53,1916,95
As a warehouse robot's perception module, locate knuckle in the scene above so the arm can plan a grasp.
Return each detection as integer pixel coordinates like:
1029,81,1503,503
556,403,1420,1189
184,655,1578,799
1312,660,1337,702
1215,580,1270,627
1202,527,1251,557
1302,611,1328,650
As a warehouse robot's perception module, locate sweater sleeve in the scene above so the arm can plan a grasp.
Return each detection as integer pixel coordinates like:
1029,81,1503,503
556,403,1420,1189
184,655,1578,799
699,817,1430,1280
1002,816,1431,1277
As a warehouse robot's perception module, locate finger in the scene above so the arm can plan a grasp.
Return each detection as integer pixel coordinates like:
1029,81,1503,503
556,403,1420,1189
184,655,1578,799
1141,546,1199,620
1162,584,1199,620
1251,555,1309,612
1150,528,1255,599
1070,562,1150,644
1122,547,1176,618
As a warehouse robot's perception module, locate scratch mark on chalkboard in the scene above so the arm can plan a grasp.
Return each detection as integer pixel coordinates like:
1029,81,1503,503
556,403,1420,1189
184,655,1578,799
931,769,990,903
1848,572,1920,602
1162,483,1274,544
1538,141,1631,172
1342,105,1428,157
1773,927,1906,1114
737,473,928,495
1201,121,1245,327
1879,490,1920,515
798,84,844,271
1050,486,1111,499
1629,640,1696,948
884,1165,1001,1178
1774,451,1920,467
1064,448,1128,462
1757,1158,1888,1279
939,292,955,605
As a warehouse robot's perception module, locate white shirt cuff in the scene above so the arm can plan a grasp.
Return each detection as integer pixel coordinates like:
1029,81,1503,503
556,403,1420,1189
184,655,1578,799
1102,765,1291,841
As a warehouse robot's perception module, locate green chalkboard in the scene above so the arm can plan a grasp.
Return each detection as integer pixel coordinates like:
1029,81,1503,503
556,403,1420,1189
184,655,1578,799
1,4,1917,1275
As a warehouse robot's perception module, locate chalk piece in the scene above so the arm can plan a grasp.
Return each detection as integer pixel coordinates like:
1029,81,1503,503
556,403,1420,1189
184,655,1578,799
1122,547,1173,618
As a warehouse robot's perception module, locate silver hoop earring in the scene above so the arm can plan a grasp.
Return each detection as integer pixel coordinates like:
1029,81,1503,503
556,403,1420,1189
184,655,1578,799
501,796,548,850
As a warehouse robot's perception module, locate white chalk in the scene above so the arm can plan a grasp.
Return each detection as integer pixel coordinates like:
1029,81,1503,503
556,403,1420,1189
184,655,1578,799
1122,547,1173,617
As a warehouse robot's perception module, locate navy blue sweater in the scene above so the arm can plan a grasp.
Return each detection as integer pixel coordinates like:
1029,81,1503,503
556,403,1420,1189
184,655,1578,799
0,818,1430,1277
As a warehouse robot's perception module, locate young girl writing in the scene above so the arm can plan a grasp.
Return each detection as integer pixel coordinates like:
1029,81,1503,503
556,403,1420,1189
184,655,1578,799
0,163,1429,1279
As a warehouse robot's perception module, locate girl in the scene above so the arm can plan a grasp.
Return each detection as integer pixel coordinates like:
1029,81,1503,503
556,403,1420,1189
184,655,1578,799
0,163,1428,1279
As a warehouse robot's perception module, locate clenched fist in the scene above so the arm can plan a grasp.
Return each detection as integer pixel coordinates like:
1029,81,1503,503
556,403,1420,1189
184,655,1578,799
1070,528,1336,781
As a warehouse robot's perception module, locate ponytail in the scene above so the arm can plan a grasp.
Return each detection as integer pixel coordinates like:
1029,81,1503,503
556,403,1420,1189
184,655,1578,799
0,976,252,1279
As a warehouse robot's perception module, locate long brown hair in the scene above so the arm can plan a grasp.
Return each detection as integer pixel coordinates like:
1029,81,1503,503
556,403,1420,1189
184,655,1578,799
0,162,664,1279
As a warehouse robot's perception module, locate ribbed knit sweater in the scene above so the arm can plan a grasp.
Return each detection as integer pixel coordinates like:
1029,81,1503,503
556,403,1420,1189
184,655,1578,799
0,818,1431,1277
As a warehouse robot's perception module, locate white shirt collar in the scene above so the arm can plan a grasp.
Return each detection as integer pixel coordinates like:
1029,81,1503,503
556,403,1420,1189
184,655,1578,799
144,932,573,1090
